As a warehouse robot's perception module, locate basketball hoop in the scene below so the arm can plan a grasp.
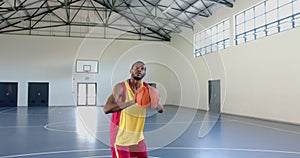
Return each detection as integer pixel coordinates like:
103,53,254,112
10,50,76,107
76,60,98,73
84,68,91,74
84,70,91,80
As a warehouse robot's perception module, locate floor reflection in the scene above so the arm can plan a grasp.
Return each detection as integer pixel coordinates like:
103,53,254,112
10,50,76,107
198,111,220,138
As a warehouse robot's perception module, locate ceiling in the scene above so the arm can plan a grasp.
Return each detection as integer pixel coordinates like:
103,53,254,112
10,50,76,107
0,0,233,41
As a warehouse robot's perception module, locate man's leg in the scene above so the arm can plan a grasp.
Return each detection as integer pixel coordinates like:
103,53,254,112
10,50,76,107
129,140,148,158
113,145,131,158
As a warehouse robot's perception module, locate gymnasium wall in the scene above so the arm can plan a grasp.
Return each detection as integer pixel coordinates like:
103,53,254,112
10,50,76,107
221,30,300,125
0,34,200,107
97,40,200,108
174,0,300,124
0,35,80,106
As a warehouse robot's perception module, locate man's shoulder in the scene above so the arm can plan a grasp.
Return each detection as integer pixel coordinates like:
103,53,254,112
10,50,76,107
114,82,126,89
143,81,149,88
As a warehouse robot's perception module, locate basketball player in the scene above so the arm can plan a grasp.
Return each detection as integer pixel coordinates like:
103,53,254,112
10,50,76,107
104,61,163,158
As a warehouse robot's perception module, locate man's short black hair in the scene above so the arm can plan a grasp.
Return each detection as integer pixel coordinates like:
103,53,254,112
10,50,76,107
131,61,146,70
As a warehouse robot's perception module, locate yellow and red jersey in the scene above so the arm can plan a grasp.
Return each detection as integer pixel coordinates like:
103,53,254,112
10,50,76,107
110,80,148,146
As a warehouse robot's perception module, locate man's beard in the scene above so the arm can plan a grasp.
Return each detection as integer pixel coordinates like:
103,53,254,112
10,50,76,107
133,76,142,80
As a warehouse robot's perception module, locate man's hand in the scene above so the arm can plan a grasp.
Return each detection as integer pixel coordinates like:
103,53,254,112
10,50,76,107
156,104,164,113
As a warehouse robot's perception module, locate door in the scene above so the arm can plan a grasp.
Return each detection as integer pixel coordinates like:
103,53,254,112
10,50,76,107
208,80,221,113
28,82,49,107
0,82,18,107
77,83,97,106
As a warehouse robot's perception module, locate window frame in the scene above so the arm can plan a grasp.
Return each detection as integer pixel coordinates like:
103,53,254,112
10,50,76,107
234,0,300,46
194,18,230,57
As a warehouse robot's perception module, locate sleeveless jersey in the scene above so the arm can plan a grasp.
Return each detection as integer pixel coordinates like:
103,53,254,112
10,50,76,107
110,80,148,146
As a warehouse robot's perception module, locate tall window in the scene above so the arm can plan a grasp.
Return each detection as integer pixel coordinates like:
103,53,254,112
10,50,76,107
235,0,300,45
194,19,230,57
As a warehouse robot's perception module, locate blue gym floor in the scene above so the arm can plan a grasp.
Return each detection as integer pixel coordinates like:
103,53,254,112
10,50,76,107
0,105,299,158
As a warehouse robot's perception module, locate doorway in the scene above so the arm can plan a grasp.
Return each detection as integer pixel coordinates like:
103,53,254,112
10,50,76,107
77,83,97,106
28,82,49,107
0,82,18,107
208,80,221,113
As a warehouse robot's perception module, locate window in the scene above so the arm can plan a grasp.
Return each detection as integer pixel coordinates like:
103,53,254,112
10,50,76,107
194,19,230,57
234,0,300,45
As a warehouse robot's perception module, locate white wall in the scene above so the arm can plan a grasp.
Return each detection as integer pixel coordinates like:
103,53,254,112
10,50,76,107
221,29,300,124
0,35,81,106
98,40,200,108
173,0,300,124
0,34,201,109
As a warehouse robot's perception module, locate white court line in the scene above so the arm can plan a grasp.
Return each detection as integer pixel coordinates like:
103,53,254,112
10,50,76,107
0,125,43,129
43,119,300,135
147,116,300,135
44,122,82,133
82,155,111,158
82,155,160,158
0,147,299,158
145,120,217,125
0,108,15,113
221,117,300,135
0,149,110,158
44,122,74,133
44,122,110,133
159,147,300,155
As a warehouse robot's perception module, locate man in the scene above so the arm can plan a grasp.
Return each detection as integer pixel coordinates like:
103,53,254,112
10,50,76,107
104,61,163,158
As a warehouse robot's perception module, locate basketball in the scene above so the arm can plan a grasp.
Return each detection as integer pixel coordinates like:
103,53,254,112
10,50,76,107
136,86,150,106
136,86,160,109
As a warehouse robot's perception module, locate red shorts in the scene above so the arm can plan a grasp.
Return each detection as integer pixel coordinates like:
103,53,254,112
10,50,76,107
111,140,148,158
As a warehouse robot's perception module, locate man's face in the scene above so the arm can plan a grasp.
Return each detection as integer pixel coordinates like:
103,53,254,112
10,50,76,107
130,63,146,81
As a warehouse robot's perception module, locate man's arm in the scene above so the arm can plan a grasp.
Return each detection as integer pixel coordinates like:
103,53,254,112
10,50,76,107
103,83,135,114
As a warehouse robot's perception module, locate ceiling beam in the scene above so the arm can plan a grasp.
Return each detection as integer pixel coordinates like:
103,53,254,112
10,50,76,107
0,0,82,31
206,0,233,8
93,0,170,41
